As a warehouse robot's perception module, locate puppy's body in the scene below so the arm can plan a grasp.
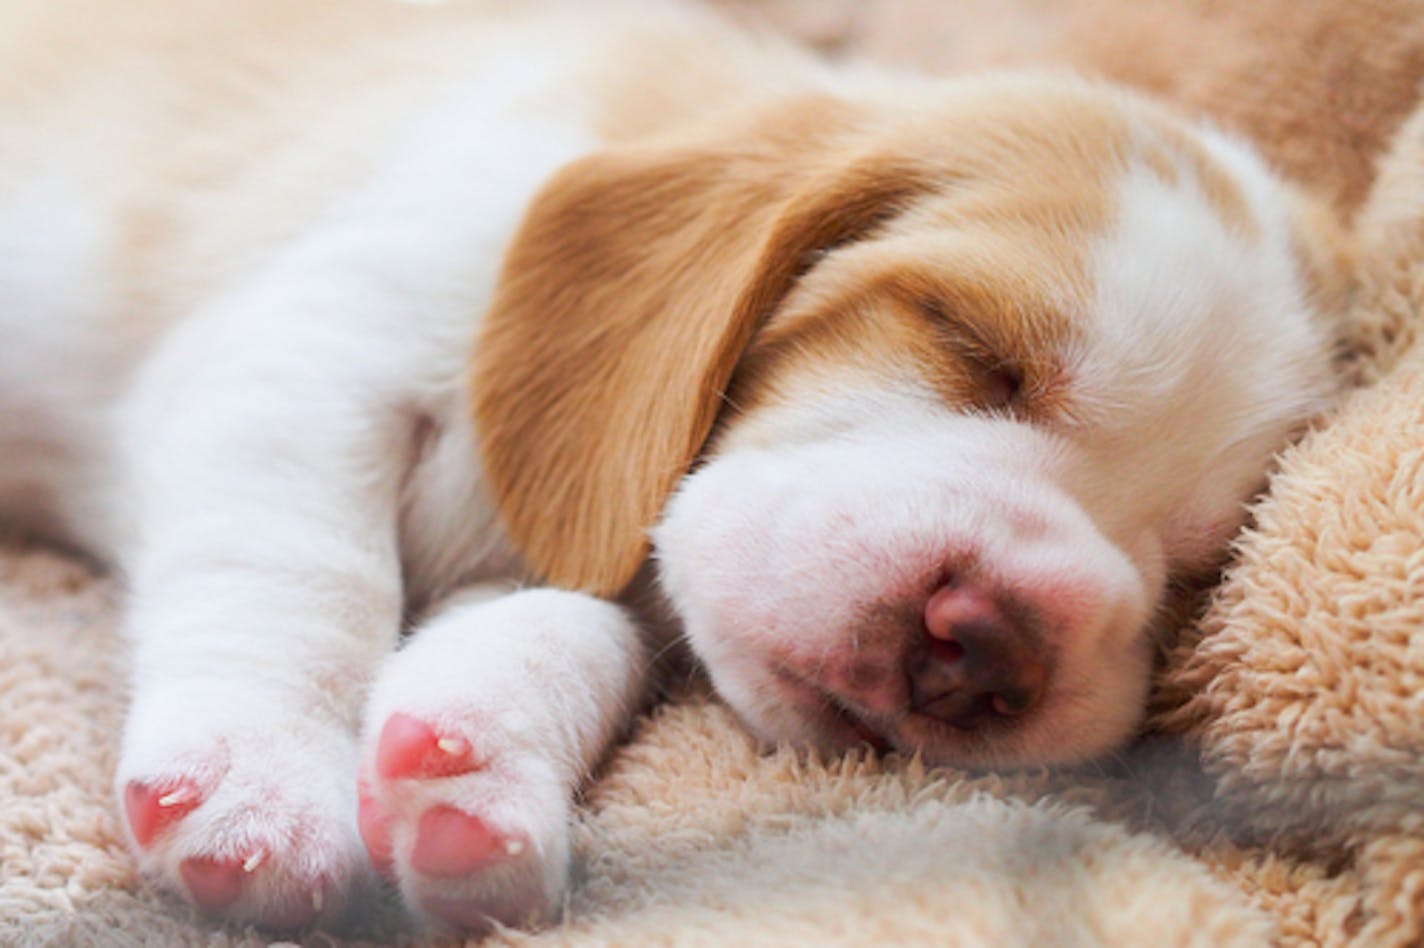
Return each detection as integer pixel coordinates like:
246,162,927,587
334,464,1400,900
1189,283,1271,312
1,0,799,567
0,0,1341,933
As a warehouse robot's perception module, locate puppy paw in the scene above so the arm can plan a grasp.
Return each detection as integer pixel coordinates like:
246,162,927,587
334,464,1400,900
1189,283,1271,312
117,688,374,930
355,588,646,932
357,708,571,932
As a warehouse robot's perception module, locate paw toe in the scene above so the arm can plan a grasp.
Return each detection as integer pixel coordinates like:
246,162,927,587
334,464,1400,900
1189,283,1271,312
124,779,202,849
179,855,247,913
411,806,522,879
357,781,395,878
179,851,335,930
376,713,478,780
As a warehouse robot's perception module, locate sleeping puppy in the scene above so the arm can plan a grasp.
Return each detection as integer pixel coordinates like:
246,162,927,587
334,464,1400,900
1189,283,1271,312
0,0,1345,934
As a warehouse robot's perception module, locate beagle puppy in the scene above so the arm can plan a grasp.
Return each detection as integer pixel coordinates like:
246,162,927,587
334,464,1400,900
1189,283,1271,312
0,0,1345,933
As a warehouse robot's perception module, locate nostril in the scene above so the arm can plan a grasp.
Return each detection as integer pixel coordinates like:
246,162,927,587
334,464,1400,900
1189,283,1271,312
911,577,1048,729
927,637,965,664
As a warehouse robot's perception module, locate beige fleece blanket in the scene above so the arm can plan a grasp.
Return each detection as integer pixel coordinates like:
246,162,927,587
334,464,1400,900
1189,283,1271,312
4,2,1422,945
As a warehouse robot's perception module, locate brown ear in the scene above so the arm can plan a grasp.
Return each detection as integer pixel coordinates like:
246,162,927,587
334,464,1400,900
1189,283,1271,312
472,104,930,595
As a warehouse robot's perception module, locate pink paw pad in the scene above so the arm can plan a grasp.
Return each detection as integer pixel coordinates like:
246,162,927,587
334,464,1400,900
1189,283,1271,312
179,853,325,929
357,781,395,878
180,855,247,913
375,713,479,780
124,779,202,849
410,806,526,879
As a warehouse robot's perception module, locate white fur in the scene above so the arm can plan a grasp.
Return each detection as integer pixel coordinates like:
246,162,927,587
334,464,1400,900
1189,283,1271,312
2,27,617,927
108,83,594,925
0,2,1334,934
0,170,121,540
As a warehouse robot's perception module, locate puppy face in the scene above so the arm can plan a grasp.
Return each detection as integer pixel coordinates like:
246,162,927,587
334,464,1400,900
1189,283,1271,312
476,77,1341,767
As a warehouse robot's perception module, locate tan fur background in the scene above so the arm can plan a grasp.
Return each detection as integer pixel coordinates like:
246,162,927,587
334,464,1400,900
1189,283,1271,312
4,1,1422,944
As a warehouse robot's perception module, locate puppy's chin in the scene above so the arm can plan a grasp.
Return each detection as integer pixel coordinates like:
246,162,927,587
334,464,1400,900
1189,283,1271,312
694,611,1156,769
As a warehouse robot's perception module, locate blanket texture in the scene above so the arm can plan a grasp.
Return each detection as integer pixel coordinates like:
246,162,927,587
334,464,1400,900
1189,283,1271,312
3,1,1422,945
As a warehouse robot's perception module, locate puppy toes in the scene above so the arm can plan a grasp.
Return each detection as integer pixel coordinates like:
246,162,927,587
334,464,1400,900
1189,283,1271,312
123,778,203,849
117,691,375,931
359,709,570,933
374,712,480,781
357,587,647,932
410,806,522,877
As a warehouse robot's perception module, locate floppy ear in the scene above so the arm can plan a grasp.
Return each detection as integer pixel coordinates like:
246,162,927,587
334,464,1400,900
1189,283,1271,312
472,104,931,595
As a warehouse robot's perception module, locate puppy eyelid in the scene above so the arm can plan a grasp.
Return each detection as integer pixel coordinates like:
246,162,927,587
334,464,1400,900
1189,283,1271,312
916,297,1023,409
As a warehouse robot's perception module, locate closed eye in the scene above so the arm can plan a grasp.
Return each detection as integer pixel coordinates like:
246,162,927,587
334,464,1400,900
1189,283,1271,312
980,363,1023,409
916,297,1026,412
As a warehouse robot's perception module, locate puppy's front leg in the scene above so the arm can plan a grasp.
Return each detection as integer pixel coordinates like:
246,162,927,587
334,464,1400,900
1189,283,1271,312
113,301,413,929
356,586,648,931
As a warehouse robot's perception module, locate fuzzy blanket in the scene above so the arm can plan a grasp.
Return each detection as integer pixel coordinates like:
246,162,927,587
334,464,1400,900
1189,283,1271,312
4,2,1422,945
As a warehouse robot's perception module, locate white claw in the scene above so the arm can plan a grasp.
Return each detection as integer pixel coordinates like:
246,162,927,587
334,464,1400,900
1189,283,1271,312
157,788,195,808
436,736,468,756
242,851,265,873
505,839,525,856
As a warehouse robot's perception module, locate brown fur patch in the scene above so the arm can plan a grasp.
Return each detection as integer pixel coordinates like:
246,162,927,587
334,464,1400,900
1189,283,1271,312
475,79,1236,595
725,86,1140,428
473,98,938,595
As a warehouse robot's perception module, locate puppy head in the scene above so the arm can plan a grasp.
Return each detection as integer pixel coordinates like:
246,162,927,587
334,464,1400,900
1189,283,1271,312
475,76,1343,767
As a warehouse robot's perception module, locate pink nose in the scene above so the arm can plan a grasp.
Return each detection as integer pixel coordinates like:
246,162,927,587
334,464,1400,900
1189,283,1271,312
909,578,1049,729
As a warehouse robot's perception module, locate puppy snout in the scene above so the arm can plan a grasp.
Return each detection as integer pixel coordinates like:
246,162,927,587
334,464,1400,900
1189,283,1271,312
908,579,1049,729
